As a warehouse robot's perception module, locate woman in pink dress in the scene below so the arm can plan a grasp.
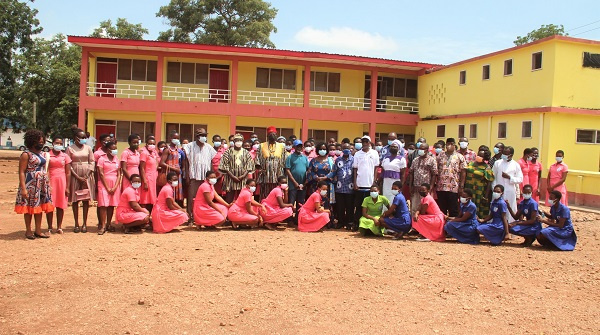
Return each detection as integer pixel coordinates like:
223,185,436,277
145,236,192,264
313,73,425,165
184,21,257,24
120,134,141,190
97,141,122,235
412,183,446,242
116,174,150,234
517,148,532,198
47,136,71,234
228,179,266,229
529,148,542,202
139,136,159,211
546,150,568,206
152,172,189,233
298,181,331,232
193,170,231,228
261,175,294,230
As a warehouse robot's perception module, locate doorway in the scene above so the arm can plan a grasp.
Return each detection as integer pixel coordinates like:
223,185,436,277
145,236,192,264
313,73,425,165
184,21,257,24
209,69,229,103
96,62,117,97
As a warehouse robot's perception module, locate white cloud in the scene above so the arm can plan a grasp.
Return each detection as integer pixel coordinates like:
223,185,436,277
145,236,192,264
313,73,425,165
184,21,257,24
294,26,400,57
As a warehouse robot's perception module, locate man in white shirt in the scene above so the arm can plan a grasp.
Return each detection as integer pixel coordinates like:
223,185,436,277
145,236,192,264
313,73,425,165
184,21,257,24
352,135,380,231
492,146,523,223
184,128,217,218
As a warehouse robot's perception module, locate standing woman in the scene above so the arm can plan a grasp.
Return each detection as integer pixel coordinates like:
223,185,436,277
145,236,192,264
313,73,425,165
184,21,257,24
15,129,54,239
380,140,407,204
68,128,96,233
297,181,331,232
261,175,294,230
193,171,231,228
463,149,495,219
228,179,266,229
546,150,568,206
96,141,122,235
139,135,159,212
529,148,542,202
477,185,509,246
537,190,577,251
152,172,189,233
120,134,141,190
47,136,71,234
160,132,184,205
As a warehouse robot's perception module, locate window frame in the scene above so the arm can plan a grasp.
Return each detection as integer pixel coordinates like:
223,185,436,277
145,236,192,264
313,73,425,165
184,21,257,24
458,124,465,138
115,120,156,142
504,59,513,76
469,124,478,139
166,61,210,84
497,122,507,139
532,51,543,71
436,124,446,138
459,70,466,85
521,120,533,139
482,64,491,80
575,129,599,144
117,59,156,82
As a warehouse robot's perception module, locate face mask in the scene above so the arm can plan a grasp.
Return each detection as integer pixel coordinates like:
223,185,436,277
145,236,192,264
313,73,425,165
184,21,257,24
249,186,257,193
229,141,234,146
435,148,443,154
492,192,502,200
79,138,87,145
501,154,509,161
222,144,228,149
547,199,555,206
375,146,382,152
214,141,221,148
171,139,180,146
198,136,207,143
34,143,44,151
391,189,399,196
318,150,327,156
304,146,313,153
460,197,469,204
285,145,292,151
416,142,422,148
130,144,139,150
111,149,118,156
388,140,394,146
459,142,468,149
280,183,288,190
399,142,405,148
208,178,217,185
523,193,532,200
556,157,563,163
389,148,398,155
335,150,342,156
53,145,64,151
527,156,533,161
354,143,362,150
342,149,351,156
159,147,165,152
147,145,156,150
475,156,484,163
171,181,179,187
132,182,141,189
419,191,428,197
252,144,259,150
320,190,328,196
250,137,258,142
418,149,426,156
234,141,243,148
408,149,415,155
328,151,336,157
370,191,379,198
493,147,500,155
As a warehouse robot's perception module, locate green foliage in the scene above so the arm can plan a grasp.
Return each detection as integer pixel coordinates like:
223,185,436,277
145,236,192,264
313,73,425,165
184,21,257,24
514,24,567,46
157,0,278,48
0,0,42,130
91,18,149,40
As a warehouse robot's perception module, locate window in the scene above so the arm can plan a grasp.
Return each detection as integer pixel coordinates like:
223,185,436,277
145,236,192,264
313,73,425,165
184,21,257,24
458,125,465,138
583,52,600,69
576,129,600,144
115,121,156,142
372,76,417,98
436,125,445,138
166,62,210,84
117,59,157,82
256,68,296,90
482,65,490,80
308,129,339,143
166,123,208,142
236,126,294,142
504,59,513,76
302,71,341,92
459,71,466,85
469,124,478,139
363,132,415,143
522,121,532,138
532,52,543,70
498,122,507,139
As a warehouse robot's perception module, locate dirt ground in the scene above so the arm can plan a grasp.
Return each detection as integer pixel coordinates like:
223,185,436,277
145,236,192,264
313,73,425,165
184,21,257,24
0,151,599,335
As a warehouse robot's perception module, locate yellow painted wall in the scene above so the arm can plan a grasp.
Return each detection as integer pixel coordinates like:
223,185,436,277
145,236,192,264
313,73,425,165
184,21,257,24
544,113,600,172
308,120,364,142
552,40,600,109
236,62,304,107
376,124,416,135
162,113,230,142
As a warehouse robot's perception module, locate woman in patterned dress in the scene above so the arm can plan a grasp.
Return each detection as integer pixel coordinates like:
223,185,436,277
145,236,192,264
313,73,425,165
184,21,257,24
463,149,495,218
67,128,96,233
306,143,335,212
15,129,54,239
160,132,184,204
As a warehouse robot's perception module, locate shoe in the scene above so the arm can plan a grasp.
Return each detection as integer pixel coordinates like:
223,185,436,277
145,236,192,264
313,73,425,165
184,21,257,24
81,225,87,233
416,238,431,242
74,226,80,233
25,234,35,240
34,233,50,239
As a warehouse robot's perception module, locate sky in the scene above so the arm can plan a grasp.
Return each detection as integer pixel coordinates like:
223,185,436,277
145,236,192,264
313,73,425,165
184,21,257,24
31,0,600,65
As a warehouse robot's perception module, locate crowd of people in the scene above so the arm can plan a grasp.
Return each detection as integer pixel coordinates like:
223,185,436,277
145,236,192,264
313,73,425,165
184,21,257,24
14,126,576,250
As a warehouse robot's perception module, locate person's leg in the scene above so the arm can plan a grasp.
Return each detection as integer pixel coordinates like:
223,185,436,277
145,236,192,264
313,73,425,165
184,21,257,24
296,188,307,212
345,193,355,229
187,179,200,218
288,188,297,208
436,191,449,216
56,208,64,233
123,216,150,233
98,207,107,232
46,212,54,231
335,193,345,228
226,191,235,204
410,192,421,214
353,190,367,231
72,201,80,232
106,206,115,232
33,213,46,237
82,200,90,232
448,192,460,217
24,213,33,238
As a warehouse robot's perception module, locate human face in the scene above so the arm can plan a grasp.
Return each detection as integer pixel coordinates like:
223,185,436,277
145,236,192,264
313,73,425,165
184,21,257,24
389,143,399,155
76,132,86,145
476,151,486,163
131,176,142,185
532,149,539,161
418,185,428,197
267,132,277,142
493,143,504,155
502,148,513,161
107,144,117,158
446,142,455,153
129,138,140,150
243,142,251,151
52,138,64,152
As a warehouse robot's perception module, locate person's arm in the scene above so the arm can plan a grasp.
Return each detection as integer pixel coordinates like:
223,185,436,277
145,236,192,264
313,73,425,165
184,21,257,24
204,191,223,212
502,211,509,239
546,170,552,191
509,164,523,185
285,168,299,189
214,192,230,208
315,200,329,213
352,167,358,191
382,204,397,218
478,212,493,223
18,153,28,198
166,196,185,211
276,192,293,209
64,162,71,198
506,203,521,221
536,167,542,197
448,208,471,222
249,198,266,214
552,171,568,189
362,206,374,221
120,159,131,181
98,165,111,193
245,201,260,217
139,157,148,190
129,200,149,214
459,168,466,193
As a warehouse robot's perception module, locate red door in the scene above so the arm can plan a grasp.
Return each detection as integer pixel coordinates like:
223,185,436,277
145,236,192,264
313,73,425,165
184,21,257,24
209,69,229,103
97,62,117,97
95,125,116,150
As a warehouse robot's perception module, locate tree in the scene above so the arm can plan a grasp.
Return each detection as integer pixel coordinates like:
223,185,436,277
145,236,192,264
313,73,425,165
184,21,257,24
91,18,149,40
156,0,278,48
514,24,567,46
0,0,42,130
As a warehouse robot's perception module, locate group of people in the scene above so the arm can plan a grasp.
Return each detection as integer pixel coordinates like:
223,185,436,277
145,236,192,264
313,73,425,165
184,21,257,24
14,126,576,250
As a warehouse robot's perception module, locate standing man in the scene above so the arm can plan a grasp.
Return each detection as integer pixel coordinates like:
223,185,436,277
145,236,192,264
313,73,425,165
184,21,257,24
211,134,227,196
492,146,523,223
329,142,354,230
457,137,477,164
184,128,216,218
435,138,466,217
408,137,426,167
489,142,505,169
285,140,310,214
409,142,438,214
352,135,380,231
256,126,288,200
380,132,397,160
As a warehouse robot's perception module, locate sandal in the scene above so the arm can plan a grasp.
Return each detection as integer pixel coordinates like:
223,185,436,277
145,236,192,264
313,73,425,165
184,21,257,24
34,232,50,239
73,226,80,233
81,225,88,233
25,234,35,240
56,229,64,235
98,228,106,235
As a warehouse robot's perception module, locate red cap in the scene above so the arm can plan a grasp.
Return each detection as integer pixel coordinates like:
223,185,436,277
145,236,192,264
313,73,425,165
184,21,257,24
267,126,277,134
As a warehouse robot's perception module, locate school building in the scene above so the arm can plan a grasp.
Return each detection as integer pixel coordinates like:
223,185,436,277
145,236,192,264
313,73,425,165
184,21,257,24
68,35,600,206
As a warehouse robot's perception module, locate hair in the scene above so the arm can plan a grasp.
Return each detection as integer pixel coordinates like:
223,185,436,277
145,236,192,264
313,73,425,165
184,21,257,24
446,138,456,144
71,128,85,138
316,142,327,150
303,141,311,146
407,142,415,147
479,148,491,161
494,184,505,192
243,140,252,146
353,137,361,143
505,146,515,155
129,174,141,181
288,135,297,140
462,188,473,197
146,134,155,142
550,190,562,201
524,148,533,155
277,175,287,183
392,180,403,188
556,150,564,156
51,134,63,142
341,138,350,144
104,141,116,149
98,133,110,142
478,145,489,152
24,129,45,149
212,134,221,141
169,130,178,139
205,170,216,179
167,172,178,181
128,134,139,144
531,147,538,152
246,178,256,185
317,180,328,188
370,185,379,191
523,184,533,191
157,141,166,147
421,183,431,190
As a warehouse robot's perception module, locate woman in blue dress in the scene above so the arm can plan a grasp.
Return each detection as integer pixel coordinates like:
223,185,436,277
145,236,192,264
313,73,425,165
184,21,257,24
377,181,411,239
507,184,542,247
306,143,335,212
536,190,577,251
477,184,509,246
444,188,480,244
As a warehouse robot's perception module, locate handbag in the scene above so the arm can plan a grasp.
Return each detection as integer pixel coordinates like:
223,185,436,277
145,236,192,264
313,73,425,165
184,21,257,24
74,188,91,201
157,165,170,187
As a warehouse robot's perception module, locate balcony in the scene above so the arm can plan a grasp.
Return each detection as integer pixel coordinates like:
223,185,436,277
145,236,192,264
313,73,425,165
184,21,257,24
87,82,156,99
163,86,230,102
237,90,303,107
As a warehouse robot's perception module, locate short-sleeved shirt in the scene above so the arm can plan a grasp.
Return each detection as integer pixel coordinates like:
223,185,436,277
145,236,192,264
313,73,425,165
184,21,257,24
460,201,478,225
436,152,467,193
329,155,354,194
352,149,380,189
264,187,284,208
94,148,107,162
97,155,120,176
235,188,253,207
120,149,140,174
410,154,438,188
117,186,139,211
550,203,573,229
421,194,443,215
48,150,72,172
361,195,390,217
459,149,477,164
391,193,410,219
491,198,507,219
518,198,539,220
285,153,310,187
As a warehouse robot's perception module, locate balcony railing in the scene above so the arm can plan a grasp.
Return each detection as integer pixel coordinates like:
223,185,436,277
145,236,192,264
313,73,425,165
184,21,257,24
163,86,230,102
87,82,156,99
237,90,303,106
310,94,367,110
375,98,419,114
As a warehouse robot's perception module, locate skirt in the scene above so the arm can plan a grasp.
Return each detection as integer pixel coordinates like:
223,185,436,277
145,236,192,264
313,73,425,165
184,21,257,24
97,175,121,207
359,216,383,236
539,226,577,251
297,208,329,232
477,220,505,246
228,203,260,222
261,202,293,224
116,207,148,224
509,222,542,237
69,163,96,202
151,203,188,233
444,221,480,244
413,213,446,241
194,203,228,226
383,215,412,234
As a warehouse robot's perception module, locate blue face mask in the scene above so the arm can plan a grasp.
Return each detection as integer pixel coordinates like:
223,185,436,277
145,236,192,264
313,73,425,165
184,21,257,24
214,141,221,148
375,146,383,152
388,140,393,146
556,157,563,163
342,149,351,156
435,148,443,154
370,191,379,198
354,143,362,150
493,147,500,155
318,150,327,156
416,142,422,148
79,138,87,145
501,154,509,161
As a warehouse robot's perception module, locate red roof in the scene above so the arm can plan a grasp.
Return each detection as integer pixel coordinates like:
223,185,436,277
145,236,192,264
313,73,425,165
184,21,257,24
67,35,440,71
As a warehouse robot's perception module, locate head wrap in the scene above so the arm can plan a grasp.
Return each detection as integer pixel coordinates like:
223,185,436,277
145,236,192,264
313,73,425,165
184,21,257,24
233,133,244,141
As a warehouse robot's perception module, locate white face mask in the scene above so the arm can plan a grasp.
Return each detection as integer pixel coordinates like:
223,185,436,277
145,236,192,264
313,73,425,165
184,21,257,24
111,149,118,156
208,178,217,185
171,181,179,187
304,146,313,153
280,183,288,190
408,149,415,155
147,145,156,150
418,149,426,156
320,190,328,196
234,141,243,148
249,186,257,193
391,189,399,196
460,197,469,204
370,191,379,198
459,142,468,149
547,199,555,206
492,192,502,200
523,193,532,200
132,182,142,189
252,144,259,150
